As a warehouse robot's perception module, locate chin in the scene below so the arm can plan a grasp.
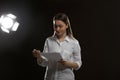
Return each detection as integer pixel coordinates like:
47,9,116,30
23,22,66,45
56,34,62,37
56,33,61,35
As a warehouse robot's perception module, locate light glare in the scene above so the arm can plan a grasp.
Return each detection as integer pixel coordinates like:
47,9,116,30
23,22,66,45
7,14,16,19
0,13,19,33
0,15,4,23
1,27,9,33
12,22,19,31
1,17,14,29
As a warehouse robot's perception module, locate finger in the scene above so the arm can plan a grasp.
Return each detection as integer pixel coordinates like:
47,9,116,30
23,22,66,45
37,50,41,53
32,49,36,53
33,53,37,57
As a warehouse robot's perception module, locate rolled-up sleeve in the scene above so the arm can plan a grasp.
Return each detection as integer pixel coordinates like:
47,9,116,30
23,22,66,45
37,39,49,67
73,40,82,70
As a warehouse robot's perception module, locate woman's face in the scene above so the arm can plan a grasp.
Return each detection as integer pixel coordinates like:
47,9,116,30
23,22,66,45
53,20,68,37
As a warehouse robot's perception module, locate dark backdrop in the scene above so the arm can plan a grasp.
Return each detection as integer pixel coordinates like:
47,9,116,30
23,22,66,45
0,0,120,80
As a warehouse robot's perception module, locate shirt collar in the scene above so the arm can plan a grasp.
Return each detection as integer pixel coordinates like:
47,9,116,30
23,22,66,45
52,35,70,42
64,36,70,42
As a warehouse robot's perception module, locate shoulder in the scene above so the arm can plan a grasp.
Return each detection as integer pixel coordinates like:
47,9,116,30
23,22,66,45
69,37,81,50
45,36,55,42
69,37,79,45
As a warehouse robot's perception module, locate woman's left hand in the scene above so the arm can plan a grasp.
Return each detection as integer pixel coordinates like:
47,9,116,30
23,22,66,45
58,59,79,69
58,59,70,67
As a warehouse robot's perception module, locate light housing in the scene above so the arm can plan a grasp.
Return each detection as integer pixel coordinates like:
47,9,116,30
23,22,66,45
0,13,19,33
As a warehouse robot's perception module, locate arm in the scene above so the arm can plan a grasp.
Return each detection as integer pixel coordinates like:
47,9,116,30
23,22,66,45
59,40,82,70
33,39,49,67
58,59,79,69
38,39,49,67
32,49,44,64
72,40,82,70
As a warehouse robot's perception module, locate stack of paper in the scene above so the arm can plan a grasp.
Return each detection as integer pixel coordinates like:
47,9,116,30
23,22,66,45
41,52,62,62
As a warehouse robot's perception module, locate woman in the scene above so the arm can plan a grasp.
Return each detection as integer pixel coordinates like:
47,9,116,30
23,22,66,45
32,13,82,80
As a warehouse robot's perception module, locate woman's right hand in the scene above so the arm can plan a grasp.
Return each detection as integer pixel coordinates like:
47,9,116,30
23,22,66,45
32,49,41,58
32,49,43,63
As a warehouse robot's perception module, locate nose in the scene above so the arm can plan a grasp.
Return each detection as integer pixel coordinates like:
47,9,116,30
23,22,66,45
55,26,60,31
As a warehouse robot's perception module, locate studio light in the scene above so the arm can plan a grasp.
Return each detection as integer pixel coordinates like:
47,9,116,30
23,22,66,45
0,13,19,33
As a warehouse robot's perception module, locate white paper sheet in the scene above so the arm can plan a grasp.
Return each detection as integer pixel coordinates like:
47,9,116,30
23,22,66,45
41,52,62,62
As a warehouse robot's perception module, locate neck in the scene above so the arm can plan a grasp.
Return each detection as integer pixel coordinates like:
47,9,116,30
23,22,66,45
57,33,67,42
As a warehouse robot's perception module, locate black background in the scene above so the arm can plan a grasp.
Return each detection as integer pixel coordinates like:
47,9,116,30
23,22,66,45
0,0,120,80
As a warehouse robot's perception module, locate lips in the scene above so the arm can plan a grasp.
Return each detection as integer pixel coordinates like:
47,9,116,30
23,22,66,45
56,31,60,34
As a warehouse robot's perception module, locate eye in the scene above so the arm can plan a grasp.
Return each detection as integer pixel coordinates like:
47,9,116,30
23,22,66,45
54,25,63,28
54,25,57,28
59,25,63,28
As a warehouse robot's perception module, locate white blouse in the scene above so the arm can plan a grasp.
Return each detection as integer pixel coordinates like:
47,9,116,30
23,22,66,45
37,36,82,80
